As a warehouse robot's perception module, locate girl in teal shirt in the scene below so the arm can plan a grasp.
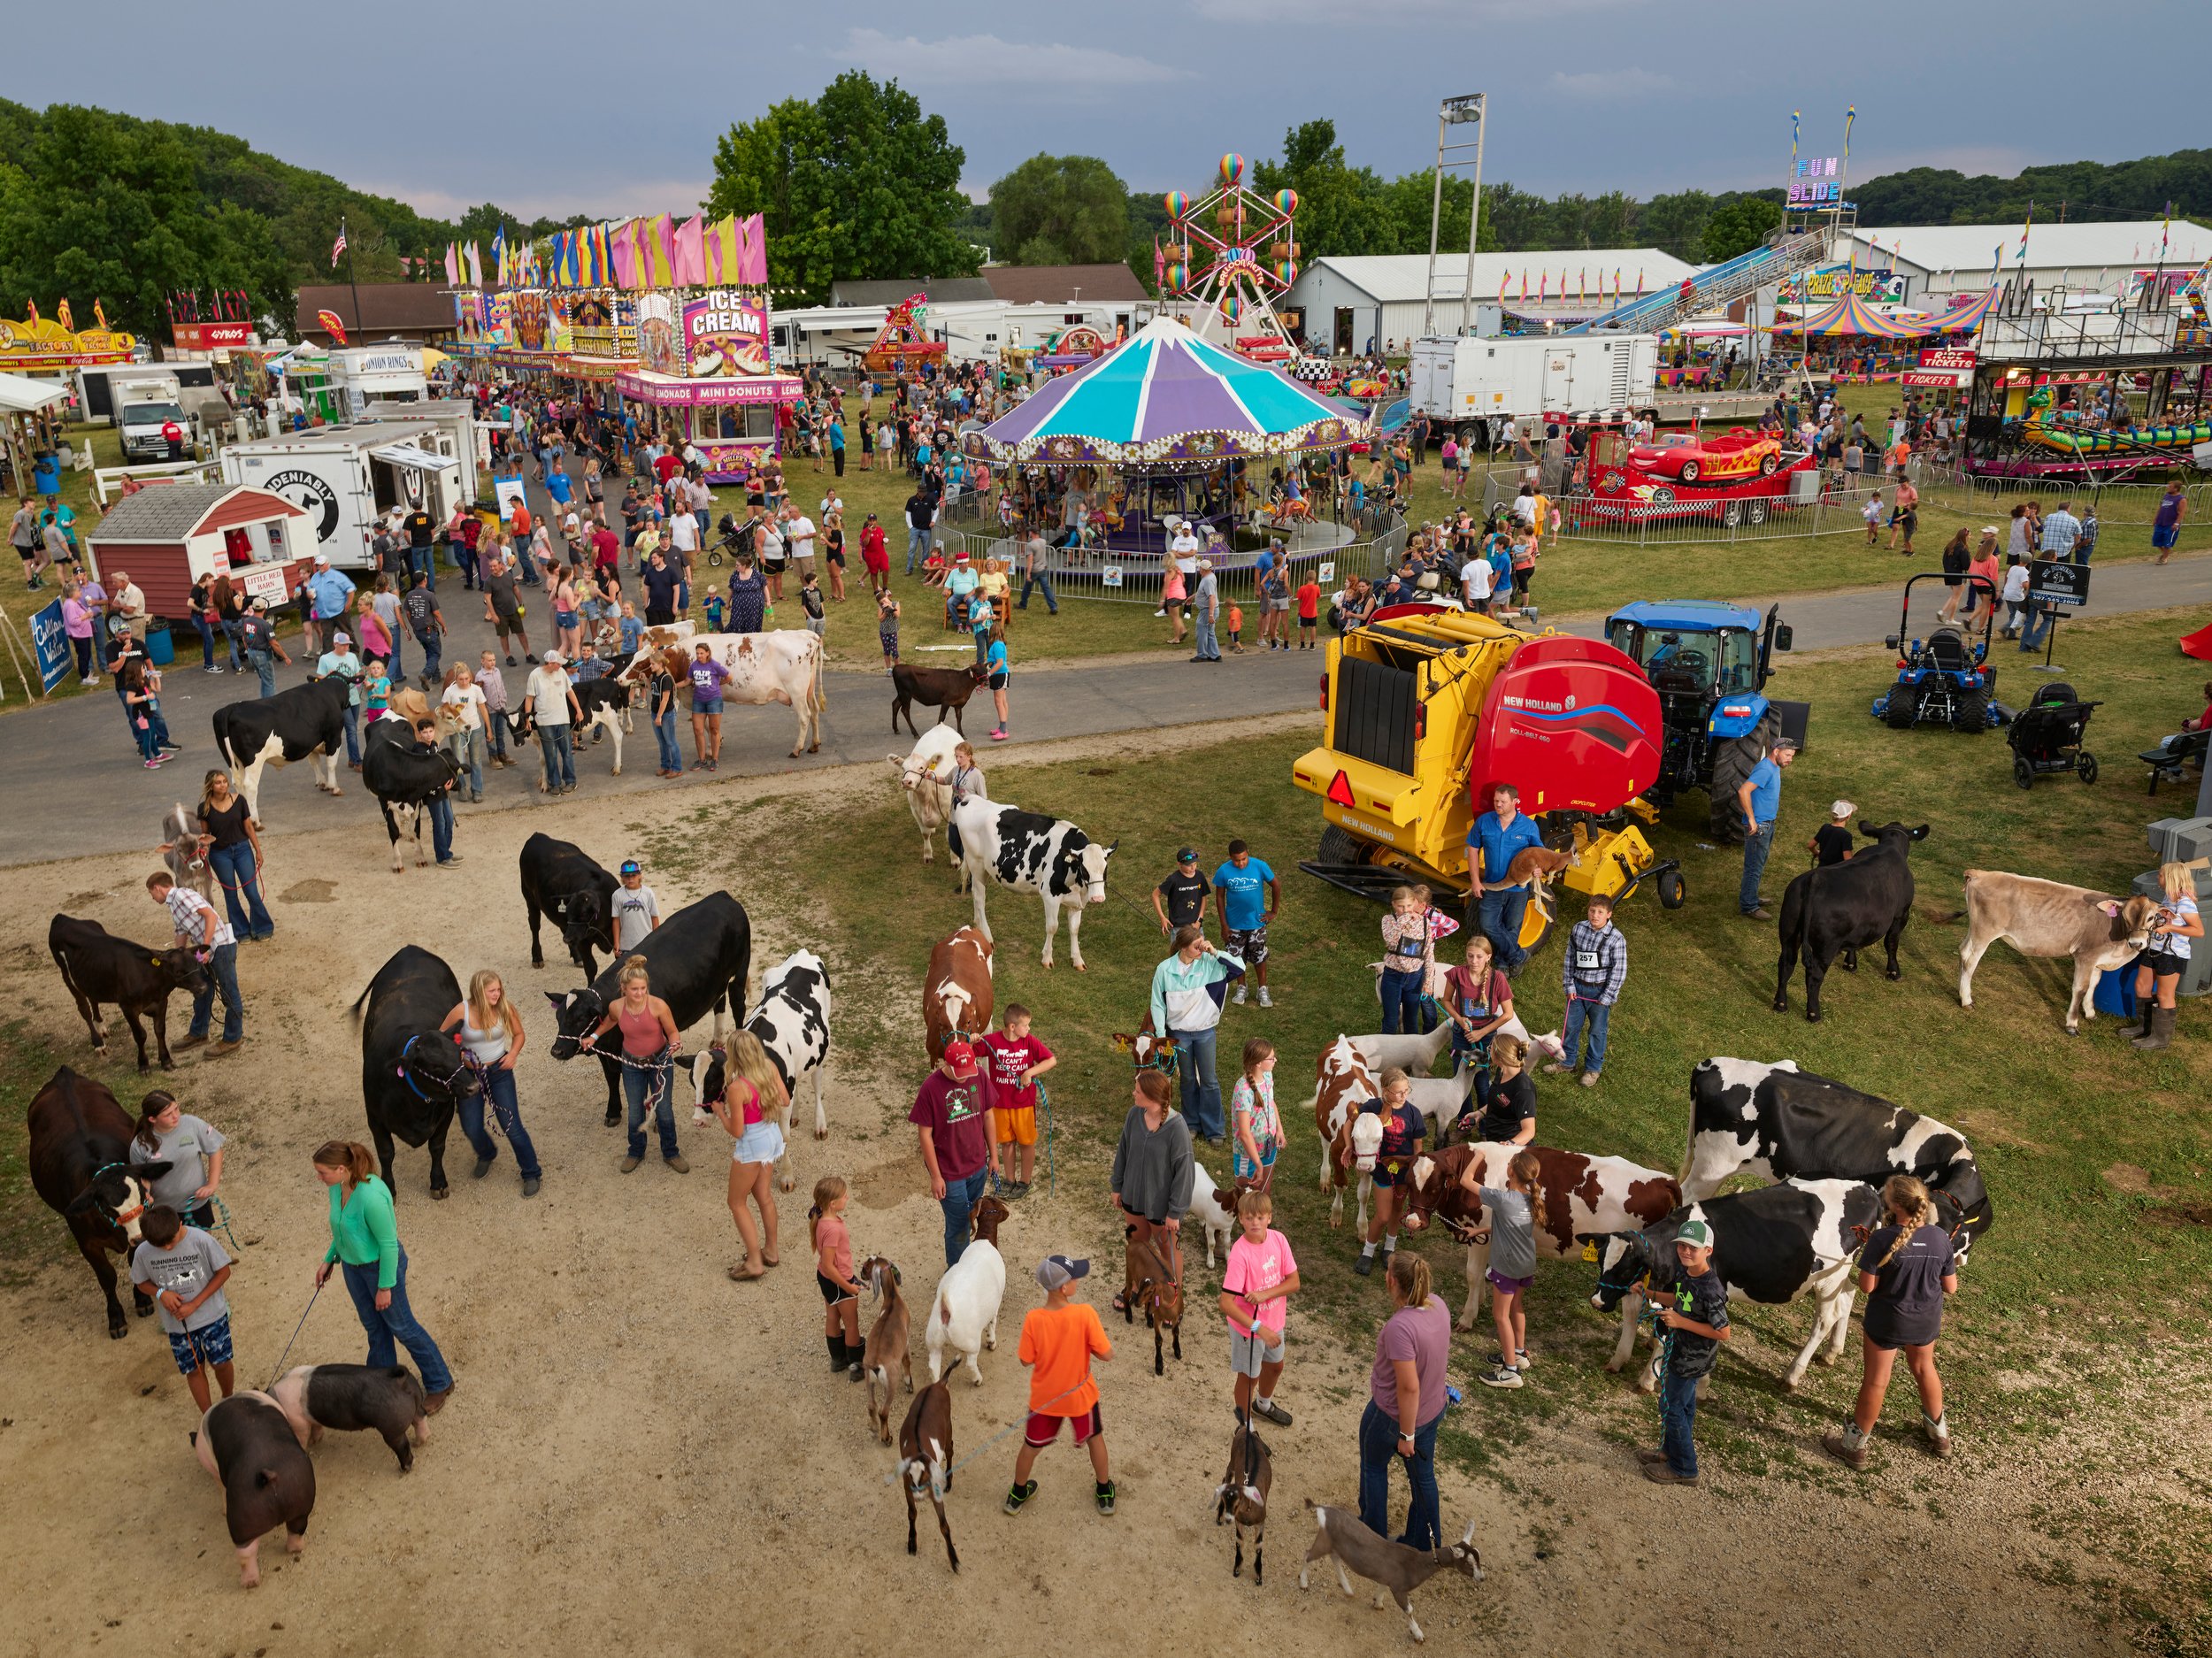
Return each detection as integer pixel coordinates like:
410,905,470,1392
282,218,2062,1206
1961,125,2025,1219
312,1140,454,1409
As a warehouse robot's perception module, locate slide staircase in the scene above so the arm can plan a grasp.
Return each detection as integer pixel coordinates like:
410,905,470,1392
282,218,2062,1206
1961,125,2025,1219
1565,229,1827,336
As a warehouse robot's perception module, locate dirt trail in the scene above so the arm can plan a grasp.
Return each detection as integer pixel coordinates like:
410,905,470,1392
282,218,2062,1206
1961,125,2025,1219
0,729,2142,1657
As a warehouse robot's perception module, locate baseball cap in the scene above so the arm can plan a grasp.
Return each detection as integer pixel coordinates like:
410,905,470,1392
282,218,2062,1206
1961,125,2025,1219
248,598,267,612
1831,799,1855,820
313,553,330,565
1035,1255,1091,1292
544,649,565,663
619,859,641,876
1676,1218,1715,1249
334,631,351,646
1177,848,1197,864
1771,735,1800,752
941,1039,979,1079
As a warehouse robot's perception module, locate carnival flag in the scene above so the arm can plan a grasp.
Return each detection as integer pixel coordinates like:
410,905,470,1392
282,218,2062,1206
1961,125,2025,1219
492,227,507,287
56,299,73,332
444,242,459,288
94,298,108,331
1518,271,1527,303
613,221,638,290
1539,271,1547,301
2016,203,2032,265
465,242,480,288
673,214,706,287
1497,270,1509,302
733,214,768,286
647,215,675,288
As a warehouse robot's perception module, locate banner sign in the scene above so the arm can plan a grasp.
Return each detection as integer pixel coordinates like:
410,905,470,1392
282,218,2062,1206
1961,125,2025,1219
1918,348,1976,371
2028,558,2091,608
613,371,797,408
29,599,71,692
172,321,252,352
240,563,294,606
1786,156,1843,206
1777,265,1909,305
0,315,137,370
1900,371,1969,388
635,295,680,375
680,291,772,377
693,438,772,480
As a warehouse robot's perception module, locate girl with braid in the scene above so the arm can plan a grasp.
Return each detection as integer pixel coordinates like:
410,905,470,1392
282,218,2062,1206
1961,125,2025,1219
1823,1174,1959,1470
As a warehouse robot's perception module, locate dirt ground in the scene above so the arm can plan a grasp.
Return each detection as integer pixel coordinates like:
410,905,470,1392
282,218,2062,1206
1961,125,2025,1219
0,725,2154,1658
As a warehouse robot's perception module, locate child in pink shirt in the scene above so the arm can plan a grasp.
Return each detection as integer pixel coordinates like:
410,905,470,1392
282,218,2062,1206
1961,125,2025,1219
1218,1188,1300,1428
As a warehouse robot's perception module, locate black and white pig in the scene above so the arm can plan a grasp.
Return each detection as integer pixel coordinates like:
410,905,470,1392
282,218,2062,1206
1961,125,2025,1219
271,1362,429,1472
191,1391,317,1587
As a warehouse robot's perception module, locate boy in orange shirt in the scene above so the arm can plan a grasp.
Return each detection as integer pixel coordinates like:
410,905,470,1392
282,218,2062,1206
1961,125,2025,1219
1226,602,1245,654
1005,1254,1116,1516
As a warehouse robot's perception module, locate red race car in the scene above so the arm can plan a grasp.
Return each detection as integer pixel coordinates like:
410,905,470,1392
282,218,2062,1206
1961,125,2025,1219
1627,426,1783,485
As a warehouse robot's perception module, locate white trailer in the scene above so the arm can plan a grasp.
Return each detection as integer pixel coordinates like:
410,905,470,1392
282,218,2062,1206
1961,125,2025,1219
326,345,429,418
1408,333,1659,446
361,400,483,505
218,422,462,571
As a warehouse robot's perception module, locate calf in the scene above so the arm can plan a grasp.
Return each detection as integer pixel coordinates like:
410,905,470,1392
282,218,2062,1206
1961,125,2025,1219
1397,1141,1680,1330
923,925,994,1065
349,945,472,1200
192,1392,316,1587
1680,1057,1993,1257
860,1257,912,1446
518,832,618,977
1121,1227,1184,1375
1954,871,2162,1032
1307,1037,1385,1232
891,724,965,864
926,1194,1009,1386
1774,820,1930,1022
361,716,462,874
269,1363,428,1473
212,672,350,826
569,675,634,778
898,1381,958,1571
49,914,209,1074
686,949,833,1191
1214,1422,1273,1585
891,659,988,740
1351,995,1567,1080
1587,1177,1884,1393
27,1066,168,1336
951,798,1115,971
1188,1161,1238,1268
1300,1502,1483,1645
1108,1014,1179,1077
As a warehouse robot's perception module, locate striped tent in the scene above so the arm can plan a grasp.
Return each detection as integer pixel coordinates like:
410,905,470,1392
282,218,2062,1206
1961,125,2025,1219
964,317,1356,465
1775,288,1998,338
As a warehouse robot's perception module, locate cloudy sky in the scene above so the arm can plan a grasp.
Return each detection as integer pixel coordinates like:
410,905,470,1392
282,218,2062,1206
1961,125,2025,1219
15,0,2200,221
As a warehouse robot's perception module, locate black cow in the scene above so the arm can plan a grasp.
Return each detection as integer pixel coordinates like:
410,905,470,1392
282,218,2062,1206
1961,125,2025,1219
520,833,618,976
1681,1057,1993,1256
545,891,752,1124
27,1066,169,1336
349,946,471,1199
1774,821,1930,1022
891,661,989,740
362,717,463,873
50,914,209,1073
212,673,352,825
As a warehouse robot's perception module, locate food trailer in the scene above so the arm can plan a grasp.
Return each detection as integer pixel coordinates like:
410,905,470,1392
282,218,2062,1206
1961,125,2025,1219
616,288,797,480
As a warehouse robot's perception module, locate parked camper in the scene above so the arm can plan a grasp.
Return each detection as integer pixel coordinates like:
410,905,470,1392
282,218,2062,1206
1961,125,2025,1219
1408,334,1659,449
218,422,462,571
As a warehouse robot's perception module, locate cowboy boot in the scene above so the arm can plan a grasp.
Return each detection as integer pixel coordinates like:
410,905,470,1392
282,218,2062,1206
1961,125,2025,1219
2132,1006,2177,1051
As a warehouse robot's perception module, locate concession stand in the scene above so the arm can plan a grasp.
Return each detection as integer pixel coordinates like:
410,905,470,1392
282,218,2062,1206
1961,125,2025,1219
616,288,799,480
83,483,313,621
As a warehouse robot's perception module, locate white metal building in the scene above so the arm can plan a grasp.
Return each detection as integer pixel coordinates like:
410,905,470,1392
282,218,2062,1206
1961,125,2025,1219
1284,249,1701,353
1834,220,2212,305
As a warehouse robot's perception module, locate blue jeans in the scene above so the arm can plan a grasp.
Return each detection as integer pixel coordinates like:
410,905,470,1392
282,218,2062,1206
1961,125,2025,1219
458,1064,541,1180
1194,615,1220,660
457,730,484,797
938,1165,989,1266
340,703,361,764
429,793,455,864
905,525,932,574
1018,571,1058,613
1478,886,1531,973
655,707,680,771
623,1051,678,1160
1659,1367,1701,1477
188,940,243,1043
192,614,219,667
539,725,575,790
2018,602,2052,650
1380,967,1425,1035
219,619,244,672
1171,1025,1224,1138
207,841,274,940
132,702,161,761
1740,824,1774,914
340,1248,452,1395
1357,1400,1440,1550
1563,995,1610,1075
486,711,507,760
416,628,442,682
247,649,276,698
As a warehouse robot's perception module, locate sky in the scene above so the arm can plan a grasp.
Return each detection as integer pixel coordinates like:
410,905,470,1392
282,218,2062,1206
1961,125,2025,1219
9,0,2203,224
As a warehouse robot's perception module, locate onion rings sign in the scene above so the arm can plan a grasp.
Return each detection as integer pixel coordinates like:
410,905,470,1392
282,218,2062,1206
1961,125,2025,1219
681,291,771,378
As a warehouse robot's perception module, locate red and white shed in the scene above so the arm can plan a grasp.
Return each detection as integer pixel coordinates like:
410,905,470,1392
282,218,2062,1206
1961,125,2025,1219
83,484,315,619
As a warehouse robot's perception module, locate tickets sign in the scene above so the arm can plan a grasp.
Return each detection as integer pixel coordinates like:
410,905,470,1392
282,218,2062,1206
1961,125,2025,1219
1918,348,1976,371
681,291,772,378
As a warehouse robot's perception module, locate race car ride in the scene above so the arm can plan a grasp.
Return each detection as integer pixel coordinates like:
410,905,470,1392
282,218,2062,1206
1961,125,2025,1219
1627,427,1782,485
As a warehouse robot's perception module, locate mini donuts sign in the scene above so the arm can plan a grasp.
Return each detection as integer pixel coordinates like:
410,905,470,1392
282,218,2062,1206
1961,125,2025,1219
681,291,771,378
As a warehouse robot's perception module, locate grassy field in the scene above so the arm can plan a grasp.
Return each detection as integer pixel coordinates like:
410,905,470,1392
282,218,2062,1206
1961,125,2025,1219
621,603,2212,1649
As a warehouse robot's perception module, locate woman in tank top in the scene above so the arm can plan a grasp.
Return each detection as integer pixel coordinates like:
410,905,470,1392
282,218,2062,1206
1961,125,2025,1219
580,956,686,1174
439,969,543,1197
703,1030,792,1281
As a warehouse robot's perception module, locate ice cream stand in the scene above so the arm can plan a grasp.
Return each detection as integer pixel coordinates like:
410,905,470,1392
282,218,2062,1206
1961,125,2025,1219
616,288,799,480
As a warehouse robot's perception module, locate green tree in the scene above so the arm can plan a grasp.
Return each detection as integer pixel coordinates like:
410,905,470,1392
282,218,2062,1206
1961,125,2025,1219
988,154,1130,265
1701,194,1783,261
706,72,977,303
1252,119,1397,258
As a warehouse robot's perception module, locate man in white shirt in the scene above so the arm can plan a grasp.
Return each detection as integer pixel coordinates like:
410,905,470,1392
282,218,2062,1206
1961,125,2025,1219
668,506,701,563
1460,550,1496,615
523,651,581,794
819,490,843,521
784,507,818,581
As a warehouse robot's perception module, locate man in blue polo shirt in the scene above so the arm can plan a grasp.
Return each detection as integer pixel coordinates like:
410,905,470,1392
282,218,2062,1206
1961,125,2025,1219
1735,736,1798,920
1211,840,1279,1009
1469,782,1546,975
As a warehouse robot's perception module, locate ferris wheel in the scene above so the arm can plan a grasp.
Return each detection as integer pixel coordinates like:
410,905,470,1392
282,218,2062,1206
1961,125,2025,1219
1162,153,1302,360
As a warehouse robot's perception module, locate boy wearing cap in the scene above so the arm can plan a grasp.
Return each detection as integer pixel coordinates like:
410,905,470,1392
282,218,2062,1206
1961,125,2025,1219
612,861,659,952
1810,801,1855,868
1152,848,1211,938
316,631,365,767
1005,1254,1116,1517
1640,1218,1731,1485
910,1040,997,1266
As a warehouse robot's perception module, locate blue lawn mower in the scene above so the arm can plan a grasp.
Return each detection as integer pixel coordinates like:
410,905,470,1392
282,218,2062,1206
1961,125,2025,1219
1870,573,2009,733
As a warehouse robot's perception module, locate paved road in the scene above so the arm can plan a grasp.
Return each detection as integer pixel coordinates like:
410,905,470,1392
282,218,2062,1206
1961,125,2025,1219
9,549,2206,868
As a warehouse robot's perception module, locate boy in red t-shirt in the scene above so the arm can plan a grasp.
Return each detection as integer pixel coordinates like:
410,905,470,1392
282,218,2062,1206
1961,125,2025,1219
979,1004,1056,1197
1294,578,1320,649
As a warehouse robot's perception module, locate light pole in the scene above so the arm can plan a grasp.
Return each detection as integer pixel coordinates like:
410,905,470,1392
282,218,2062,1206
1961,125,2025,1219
1422,94,1487,338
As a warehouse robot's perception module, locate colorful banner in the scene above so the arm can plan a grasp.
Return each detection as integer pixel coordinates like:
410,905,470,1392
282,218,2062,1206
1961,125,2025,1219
486,292,514,345
172,321,252,352
0,315,136,370
316,309,349,344
691,436,773,480
635,294,681,374
680,290,771,377
511,291,548,351
614,371,796,407
1918,348,1976,371
1777,265,1909,305
569,295,636,359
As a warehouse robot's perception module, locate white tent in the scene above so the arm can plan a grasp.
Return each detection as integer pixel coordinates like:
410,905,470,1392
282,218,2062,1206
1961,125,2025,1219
0,371,72,413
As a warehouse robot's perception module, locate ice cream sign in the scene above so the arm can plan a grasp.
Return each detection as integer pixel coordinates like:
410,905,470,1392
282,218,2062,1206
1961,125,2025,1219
682,291,771,378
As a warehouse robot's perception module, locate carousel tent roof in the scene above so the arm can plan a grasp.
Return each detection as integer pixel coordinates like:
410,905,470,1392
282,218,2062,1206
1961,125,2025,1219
966,316,1360,464
1774,288,1998,338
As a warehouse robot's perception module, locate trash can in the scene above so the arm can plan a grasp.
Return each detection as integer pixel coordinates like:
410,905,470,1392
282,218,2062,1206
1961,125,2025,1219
145,625,175,666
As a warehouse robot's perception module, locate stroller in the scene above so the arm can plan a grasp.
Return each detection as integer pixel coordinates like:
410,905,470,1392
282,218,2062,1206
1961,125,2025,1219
2006,682,2101,788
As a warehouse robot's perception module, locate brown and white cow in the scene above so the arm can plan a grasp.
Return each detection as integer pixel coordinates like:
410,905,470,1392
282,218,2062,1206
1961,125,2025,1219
1307,1037,1385,1232
923,925,994,1065
621,629,826,756
1397,1141,1680,1332
891,724,965,865
1955,870,2162,1032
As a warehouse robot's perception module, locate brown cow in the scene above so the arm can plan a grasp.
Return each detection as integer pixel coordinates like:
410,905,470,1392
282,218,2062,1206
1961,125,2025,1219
1397,1141,1679,1331
891,660,989,740
1955,871,2162,1032
1304,1037,1384,1232
922,925,994,1064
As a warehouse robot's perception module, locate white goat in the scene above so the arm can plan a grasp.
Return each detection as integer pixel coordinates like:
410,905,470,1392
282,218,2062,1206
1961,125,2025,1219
924,1194,1008,1387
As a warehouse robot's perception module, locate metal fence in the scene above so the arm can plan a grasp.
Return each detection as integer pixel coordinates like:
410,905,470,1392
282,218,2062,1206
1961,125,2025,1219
939,516,1408,605
1915,467,2210,528
1543,475,1887,547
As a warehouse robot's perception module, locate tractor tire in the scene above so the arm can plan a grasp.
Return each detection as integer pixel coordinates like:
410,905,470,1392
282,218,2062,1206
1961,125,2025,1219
1885,689,1919,729
1317,825,1369,868
1705,709,1781,842
1950,687,1989,733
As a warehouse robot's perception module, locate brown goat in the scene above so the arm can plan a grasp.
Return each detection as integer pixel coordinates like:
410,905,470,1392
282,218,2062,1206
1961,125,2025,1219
1120,1229,1184,1376
860,1256,911,1446
1300,1501,1482,1644
898,1380,957,1572
1503,843,1580,925
1214,1421,1273,1584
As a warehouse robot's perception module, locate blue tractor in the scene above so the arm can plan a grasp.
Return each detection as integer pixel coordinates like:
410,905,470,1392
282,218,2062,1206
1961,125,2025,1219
1870,573,2005,733
1603,600,1807,842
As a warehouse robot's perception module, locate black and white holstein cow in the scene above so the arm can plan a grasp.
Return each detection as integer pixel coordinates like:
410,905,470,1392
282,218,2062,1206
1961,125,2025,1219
545,891,753,1125
349,946,472,1201
950,796,1115,971
361,716,463,873
212,672,351,826
1774,820,1930,1022
1681,1057,1993,1257
687,949,833,1193
518,833,618,977
28,1066,169,1337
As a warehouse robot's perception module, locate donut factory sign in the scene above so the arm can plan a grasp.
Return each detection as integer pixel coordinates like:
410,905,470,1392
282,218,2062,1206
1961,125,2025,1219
681,291,771,378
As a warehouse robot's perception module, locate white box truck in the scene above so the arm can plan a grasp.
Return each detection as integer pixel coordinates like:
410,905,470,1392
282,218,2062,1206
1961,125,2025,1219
77,360,219,424
1409,333,1659,446
114,374,190,462
218,422,463,570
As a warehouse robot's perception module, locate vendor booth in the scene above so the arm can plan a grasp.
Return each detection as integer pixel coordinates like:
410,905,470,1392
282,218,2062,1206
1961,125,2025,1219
83,484,312,620
616,288,797,480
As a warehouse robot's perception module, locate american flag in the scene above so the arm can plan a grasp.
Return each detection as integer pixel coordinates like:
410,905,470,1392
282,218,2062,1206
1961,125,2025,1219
331,225,348,268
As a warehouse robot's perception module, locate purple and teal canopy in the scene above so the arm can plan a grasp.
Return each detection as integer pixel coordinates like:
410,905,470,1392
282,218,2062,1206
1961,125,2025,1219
964,317,1357,465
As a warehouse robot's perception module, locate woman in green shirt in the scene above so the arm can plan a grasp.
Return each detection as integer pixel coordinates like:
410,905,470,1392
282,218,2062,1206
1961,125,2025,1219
311,1140,454,1410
